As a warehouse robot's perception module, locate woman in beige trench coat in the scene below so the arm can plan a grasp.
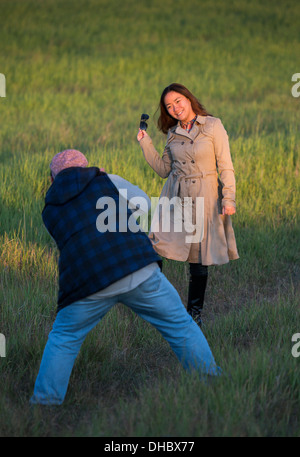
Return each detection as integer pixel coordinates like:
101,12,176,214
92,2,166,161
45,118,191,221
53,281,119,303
137,83,239,326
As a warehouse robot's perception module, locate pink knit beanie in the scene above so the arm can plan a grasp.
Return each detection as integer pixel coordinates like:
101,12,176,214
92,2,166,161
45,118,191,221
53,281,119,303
50,149,88,178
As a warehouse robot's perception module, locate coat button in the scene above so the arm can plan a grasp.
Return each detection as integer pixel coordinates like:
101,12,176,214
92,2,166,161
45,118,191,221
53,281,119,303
182,161,186,164
191,159,195,163
192,180,196,183
190,140,194,144
181,141,184,145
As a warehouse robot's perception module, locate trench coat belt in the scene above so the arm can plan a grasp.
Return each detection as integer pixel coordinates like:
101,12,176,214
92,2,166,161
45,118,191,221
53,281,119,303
179,170,217,182
169,169,217,198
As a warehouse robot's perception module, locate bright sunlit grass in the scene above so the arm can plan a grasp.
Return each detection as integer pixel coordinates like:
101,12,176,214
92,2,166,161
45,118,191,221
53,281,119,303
0,0,299,437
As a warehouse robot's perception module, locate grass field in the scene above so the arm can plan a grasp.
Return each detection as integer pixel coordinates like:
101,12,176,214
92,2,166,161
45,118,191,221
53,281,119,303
0,0,300,437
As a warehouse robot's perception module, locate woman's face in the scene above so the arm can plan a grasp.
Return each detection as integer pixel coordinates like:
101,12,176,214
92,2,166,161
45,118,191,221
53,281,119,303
164,91,196,124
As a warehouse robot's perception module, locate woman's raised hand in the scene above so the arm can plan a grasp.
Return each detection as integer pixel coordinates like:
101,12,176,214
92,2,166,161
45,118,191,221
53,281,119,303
137,128,149,142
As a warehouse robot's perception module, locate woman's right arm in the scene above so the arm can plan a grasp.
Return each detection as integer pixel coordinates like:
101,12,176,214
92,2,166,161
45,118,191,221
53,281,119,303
137,129,172,179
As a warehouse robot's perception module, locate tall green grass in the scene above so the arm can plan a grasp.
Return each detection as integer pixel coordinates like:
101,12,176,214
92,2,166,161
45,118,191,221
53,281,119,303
0,0,299,437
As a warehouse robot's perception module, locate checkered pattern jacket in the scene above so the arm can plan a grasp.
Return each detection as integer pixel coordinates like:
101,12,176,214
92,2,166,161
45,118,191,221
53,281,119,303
42,167,161,312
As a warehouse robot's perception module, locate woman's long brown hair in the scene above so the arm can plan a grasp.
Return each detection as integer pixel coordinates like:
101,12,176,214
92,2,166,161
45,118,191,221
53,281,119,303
157,83,211,134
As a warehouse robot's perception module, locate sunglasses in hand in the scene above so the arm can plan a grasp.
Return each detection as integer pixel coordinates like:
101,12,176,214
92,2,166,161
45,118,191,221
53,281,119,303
140,113,149,131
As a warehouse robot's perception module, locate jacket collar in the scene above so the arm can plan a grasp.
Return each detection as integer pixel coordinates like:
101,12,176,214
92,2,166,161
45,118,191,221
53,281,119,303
170,114,207,138
194,114,207,125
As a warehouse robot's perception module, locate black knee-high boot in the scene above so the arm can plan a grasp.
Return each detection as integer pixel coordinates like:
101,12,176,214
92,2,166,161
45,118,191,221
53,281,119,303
187,265,208,326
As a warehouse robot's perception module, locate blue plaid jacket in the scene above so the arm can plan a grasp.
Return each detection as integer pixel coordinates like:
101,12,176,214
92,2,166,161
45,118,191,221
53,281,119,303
42,167,161,312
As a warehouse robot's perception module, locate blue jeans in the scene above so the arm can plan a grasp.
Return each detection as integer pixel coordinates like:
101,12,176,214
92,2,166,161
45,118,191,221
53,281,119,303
30,268,221,405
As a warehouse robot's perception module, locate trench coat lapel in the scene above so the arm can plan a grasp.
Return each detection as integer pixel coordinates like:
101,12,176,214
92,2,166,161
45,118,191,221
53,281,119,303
173,115,207,139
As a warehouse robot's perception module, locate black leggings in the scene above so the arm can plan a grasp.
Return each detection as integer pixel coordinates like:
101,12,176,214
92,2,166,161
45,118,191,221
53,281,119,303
189,263,208,277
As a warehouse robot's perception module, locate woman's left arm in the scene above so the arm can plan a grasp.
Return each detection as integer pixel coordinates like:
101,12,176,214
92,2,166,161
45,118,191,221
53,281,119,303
213,118,236,215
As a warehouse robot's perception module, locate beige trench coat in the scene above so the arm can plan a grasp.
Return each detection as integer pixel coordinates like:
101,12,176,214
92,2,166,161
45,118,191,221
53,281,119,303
139,115,239,265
